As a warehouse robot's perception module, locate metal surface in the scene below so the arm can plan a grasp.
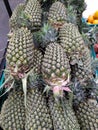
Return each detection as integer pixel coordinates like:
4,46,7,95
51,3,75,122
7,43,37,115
0,0,24,80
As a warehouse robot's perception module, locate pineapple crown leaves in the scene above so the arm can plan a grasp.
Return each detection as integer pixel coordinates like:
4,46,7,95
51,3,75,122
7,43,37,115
72,79,98,105
28,72,44,88
67,0,86,13
72,80,87,105
82,32,93,47
66,5,77,25
17,11,33,29
33,23,58,48
41,23,58,43
82,26,98,46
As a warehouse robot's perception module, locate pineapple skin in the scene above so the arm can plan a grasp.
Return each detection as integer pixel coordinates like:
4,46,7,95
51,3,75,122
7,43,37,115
48,1,67,25
59,23,93,80
25,87,53,130
48,95,80,130
7,27,42,76
42,43,71,82
0,85,25,130
9,3,25,30
10,0,42,31
7,27,34,72
74,99,98,130
24,0,42,31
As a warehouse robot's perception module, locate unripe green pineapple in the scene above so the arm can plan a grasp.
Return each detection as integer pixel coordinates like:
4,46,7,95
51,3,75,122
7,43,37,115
42,43,71,84
59,23,93,80
7,27,34,73
7,27,42,76
48,1,67,26
75,99,98,130
9,3,25,30
73,82,98,130
0,83,25,130
59,23,84,58
48,94,80,130
24,0,42,31
6,27,42,106
25,75,53,130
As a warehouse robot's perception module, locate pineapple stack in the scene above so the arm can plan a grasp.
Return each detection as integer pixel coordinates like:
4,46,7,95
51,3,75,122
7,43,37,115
0,0,97,130
59,23,93,81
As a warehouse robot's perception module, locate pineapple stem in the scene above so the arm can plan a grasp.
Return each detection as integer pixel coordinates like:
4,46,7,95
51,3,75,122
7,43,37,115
22,77,27,108
21,69,35,107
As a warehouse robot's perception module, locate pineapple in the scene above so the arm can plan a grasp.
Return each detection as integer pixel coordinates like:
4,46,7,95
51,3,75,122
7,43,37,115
10,0,42,31
9,3,25,30
41,43,79,129
0,82,25,130
24,0,42,31
6,27,42,77
36,24,70,90
42,42,71,87
48,93,80,130
73,81,98,130
25,74,53,130
59,23,93,81
48,1,67,27
6,27,42,106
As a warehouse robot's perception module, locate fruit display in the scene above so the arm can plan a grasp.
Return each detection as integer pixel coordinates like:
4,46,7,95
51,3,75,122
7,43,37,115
87,10,98,25
0,0,98,130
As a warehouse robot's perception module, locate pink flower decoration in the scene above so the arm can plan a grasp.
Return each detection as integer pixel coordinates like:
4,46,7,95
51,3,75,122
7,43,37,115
62,87,72,92
18,73,24,78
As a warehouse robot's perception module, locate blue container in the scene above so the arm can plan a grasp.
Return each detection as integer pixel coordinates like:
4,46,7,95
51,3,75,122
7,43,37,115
82,18,98,27
0,72,5,87
0,60,6,88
